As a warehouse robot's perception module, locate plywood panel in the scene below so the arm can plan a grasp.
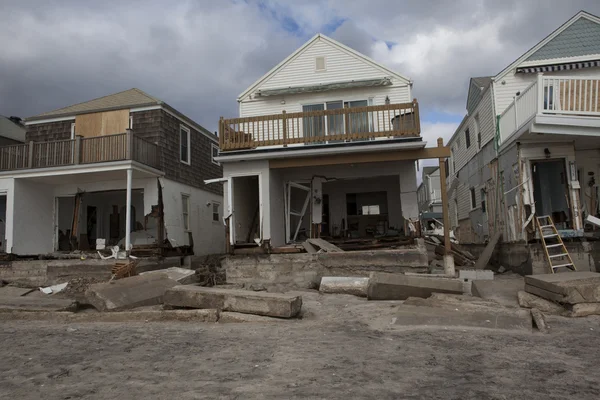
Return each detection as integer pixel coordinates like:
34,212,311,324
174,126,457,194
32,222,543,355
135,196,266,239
74,109,130,137
75,112,103,138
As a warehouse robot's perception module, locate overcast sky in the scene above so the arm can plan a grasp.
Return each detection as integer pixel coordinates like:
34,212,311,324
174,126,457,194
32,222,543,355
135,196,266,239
2,0,600,147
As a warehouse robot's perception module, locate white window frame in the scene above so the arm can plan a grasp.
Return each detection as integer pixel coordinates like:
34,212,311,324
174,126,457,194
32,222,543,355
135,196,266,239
470,187,477,210
315,56,326,71
212,201,221,223
180,125,191,165
70,123,76,139
181,193,190,232
211,143,220,166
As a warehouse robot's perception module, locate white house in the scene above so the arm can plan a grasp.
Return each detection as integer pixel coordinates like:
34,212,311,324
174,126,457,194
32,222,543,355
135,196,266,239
448,10,600,244
417,166,442,214
212,34,450,249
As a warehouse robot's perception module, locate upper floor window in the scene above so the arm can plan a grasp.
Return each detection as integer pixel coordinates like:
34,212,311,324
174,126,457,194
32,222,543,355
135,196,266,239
182,194,190,231
465,128,471,148
211,143,220,166
180,125,191,164
315,56,326,71
470,187,476,210
474,115,481,149
481,188,486,213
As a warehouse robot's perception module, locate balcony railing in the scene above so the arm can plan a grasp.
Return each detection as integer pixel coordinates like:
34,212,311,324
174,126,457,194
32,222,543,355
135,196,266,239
0,132,160,172
499,74,600,144
219,100,420,151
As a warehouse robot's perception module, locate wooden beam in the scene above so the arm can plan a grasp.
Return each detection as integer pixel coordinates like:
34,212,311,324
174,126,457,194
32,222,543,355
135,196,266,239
437,138,451,255
269,146,450,169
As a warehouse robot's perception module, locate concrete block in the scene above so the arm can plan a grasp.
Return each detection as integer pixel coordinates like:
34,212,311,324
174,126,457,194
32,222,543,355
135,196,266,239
0,296,77,312
459,269,494,281
0,309,220,323
472,278,523,307
517,290,566,315
140,267,197,284
319,277,369,297
85,274,179,312
525,272,600,304
219,312,286,323
163,286,302,318
367,272,463,300
530,308,549,334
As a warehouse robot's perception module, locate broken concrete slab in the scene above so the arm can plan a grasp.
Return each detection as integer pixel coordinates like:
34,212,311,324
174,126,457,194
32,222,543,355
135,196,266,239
163,286,302,318
393,303,531,332
517,291,566,315
319,277,369,297
0,309,219,323
0,296,77,312
0,286,35,297
530,308,549,334
567,303,600,318
525,272,600,304
85,274,179,312
472,276,524,307
140,267,197,284
219,311,286,323
367,272,463,300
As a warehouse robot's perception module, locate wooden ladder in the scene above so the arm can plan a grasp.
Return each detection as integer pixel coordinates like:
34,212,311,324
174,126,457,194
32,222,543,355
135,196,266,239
535,215,576,274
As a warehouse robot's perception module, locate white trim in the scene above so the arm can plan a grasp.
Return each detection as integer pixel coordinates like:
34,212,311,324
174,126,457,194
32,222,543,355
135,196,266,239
161,106,218,143
0,160,163,179
25,116,76,125
469,187,477,211
180,125,191,165
520,54,600,67
494,11,600,81
315,56,326,72
228,172,263,245
70,123,76,140
204,177,228,185
211,143,220,166
237,33,412,101
212,201,221,223
129,105,162,113
216,140,426,162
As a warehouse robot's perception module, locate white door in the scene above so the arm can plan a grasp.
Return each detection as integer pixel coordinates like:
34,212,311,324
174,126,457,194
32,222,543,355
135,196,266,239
284,181,311,243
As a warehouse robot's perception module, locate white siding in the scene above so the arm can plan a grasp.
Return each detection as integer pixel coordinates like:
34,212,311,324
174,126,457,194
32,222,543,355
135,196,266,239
256,39,403,92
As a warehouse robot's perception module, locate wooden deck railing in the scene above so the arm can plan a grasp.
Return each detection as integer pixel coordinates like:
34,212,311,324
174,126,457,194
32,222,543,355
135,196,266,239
0,132,160,172
219,100,420,151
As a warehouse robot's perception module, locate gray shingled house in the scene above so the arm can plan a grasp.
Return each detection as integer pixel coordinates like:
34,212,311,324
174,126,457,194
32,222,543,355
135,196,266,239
0,88,224,256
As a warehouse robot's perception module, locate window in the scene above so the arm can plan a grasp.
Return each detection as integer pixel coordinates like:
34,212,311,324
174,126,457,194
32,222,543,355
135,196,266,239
474,115,481,149
315,56,326,71
361,205,381,215
465,128,471,148
451,148,455,173
182,194,190,231
211,143,220,166
444,158,449,178
470,187,476,210
481,188,486,213
212,202,220,222
180,125,191,164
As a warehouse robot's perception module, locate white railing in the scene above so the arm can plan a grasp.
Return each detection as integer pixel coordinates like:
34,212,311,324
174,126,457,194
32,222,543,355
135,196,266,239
541,76,600,115
430,189,442,202
499,79,539,144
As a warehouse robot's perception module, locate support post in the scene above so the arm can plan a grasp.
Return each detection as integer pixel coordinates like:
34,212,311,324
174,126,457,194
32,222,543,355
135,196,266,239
282,110,288,147
74,136,81,164
28,141,34,168
125,129,133,160
437,137,455,277
125,168,133,254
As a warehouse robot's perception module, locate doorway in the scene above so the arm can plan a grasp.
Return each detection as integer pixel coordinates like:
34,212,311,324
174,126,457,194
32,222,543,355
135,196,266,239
532,159,571,229
231,175,260,245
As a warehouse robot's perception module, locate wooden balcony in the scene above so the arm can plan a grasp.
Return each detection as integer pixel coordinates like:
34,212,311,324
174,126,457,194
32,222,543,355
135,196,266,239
0,132,160,172
219,100,420,151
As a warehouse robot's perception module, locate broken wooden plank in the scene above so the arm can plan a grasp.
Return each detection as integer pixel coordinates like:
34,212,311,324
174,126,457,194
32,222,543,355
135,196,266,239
474,231,502,270
302,240,318,254
307,238,344,252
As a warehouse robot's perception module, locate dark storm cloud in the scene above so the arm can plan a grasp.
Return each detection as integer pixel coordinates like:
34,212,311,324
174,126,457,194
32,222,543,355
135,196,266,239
1,0,600,132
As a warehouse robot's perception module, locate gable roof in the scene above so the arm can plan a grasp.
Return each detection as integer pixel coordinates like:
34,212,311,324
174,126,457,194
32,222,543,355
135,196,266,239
466,76,493,114
238,33,412,101
26,88,162,121
495,10,600,81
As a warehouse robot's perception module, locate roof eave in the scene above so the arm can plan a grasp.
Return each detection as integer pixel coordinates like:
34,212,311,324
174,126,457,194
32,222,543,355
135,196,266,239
25,101,162,122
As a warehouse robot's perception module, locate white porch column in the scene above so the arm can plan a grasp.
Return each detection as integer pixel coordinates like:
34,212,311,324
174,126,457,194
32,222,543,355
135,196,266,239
125,168,133,253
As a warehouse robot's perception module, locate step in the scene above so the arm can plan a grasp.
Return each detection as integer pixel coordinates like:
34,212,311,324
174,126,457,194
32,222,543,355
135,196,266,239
546,244,563,248
540,225,554,229
537,215,551,219
551,263,574,269
543,234,559,238
549,253,569,258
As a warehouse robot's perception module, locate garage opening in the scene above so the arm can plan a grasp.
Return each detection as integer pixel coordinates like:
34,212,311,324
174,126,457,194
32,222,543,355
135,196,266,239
346,191,389,238
56,189,149,251
232,175,260,245
0,194,6,252
532,159,572,229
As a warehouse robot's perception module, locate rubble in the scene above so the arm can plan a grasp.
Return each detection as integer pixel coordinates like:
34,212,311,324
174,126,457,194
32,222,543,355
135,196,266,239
140,267,197,284
517,291,566,315
367,272,463,300
0,296,78,312
530,308,549,334
525,272,600,304
163,286,302,318
567,303,600,318
85,274,178,312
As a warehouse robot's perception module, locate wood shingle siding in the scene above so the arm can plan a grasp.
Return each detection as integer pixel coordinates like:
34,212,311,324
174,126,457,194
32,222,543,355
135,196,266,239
26,120,72,142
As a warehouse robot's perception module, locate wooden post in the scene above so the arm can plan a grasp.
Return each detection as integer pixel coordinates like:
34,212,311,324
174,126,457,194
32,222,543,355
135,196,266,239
74,136,81,164
125,129,133,160
282,110,288,147
412,98,420,135
437,137,455,276
28,141,34,168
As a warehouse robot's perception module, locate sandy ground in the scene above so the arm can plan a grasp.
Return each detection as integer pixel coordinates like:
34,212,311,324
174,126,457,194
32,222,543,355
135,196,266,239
1,291,600,399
